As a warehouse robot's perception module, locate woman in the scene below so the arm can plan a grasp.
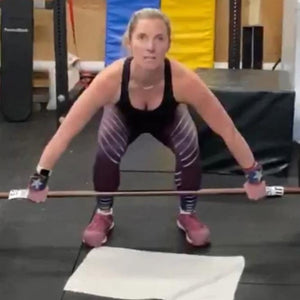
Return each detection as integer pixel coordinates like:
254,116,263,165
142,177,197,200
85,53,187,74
28,8,266,248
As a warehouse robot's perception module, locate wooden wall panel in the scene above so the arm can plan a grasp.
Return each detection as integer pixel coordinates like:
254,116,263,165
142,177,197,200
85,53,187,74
33,0,106,60
214,0,229,62
31,0,282,63
260,0,283,62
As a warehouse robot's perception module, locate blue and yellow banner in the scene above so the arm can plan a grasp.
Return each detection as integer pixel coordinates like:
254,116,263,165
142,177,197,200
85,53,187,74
105,0,215,69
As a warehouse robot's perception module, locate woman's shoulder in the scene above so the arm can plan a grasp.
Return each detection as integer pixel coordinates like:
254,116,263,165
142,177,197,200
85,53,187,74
167,58,197,80
168,58,199,86
167,58,205,102
100,57,127,79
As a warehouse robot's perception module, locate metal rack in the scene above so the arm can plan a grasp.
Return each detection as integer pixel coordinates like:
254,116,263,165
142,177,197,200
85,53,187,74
228,0,242,69
53,0,69,127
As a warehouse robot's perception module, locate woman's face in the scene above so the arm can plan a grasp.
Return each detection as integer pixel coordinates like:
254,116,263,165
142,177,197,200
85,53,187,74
128,18,170,70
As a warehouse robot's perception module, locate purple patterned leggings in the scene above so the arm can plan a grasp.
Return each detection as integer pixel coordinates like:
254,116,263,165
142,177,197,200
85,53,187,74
93,104,201,212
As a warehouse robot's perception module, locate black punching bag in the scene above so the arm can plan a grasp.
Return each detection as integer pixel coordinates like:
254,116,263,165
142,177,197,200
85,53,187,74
0,0,33,121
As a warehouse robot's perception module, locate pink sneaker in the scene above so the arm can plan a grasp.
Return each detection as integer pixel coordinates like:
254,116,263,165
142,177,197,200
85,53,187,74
82,213,114,247
177,213,210,246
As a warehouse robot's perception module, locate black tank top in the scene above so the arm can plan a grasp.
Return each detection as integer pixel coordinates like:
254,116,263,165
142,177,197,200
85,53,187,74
117,57,178,131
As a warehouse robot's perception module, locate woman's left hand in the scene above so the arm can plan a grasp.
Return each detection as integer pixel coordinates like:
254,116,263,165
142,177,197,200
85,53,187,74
244,180,267,201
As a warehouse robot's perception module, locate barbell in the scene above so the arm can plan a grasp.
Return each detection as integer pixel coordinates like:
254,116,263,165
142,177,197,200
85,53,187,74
1,185,299,200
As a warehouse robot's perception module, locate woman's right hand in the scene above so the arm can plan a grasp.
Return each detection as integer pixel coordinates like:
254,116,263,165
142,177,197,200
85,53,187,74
27,173,49,203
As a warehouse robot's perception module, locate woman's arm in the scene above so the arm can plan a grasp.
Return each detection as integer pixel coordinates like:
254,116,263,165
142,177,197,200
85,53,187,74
174,64,255,170
38,61,122,170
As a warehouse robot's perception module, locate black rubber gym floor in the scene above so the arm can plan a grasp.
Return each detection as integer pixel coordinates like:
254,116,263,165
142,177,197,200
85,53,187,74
1,111,300,300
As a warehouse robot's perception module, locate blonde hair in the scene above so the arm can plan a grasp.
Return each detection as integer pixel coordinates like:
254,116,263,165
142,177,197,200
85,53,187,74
122,8,171,47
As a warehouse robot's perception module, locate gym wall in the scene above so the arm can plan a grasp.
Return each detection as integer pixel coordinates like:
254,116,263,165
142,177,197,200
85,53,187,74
33,0,106,61
214,0,283,63
30,0,282,64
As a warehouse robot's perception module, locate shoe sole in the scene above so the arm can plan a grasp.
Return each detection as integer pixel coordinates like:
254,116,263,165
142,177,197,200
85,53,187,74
177,220,210,247
83,222,115,247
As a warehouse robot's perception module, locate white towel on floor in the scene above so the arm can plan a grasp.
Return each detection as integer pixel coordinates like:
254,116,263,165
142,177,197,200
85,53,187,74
64,247,245,300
